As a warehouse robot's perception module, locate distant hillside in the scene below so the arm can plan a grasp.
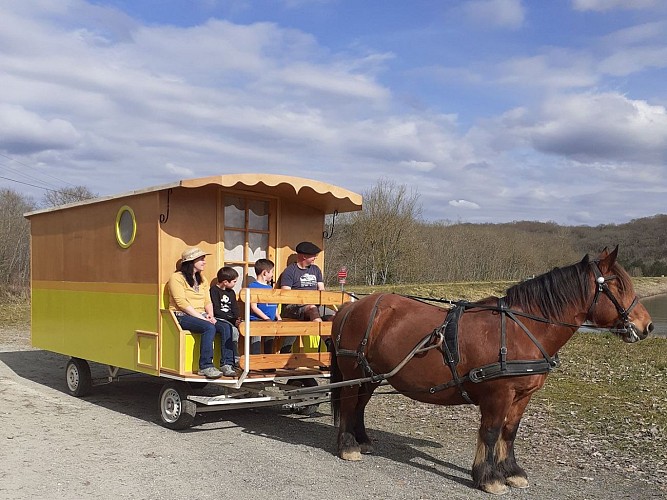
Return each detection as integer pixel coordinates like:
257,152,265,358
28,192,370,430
568,214,667,275
496,215,667,276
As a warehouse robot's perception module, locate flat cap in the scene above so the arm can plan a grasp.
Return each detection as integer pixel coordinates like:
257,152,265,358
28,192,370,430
295,241,321,255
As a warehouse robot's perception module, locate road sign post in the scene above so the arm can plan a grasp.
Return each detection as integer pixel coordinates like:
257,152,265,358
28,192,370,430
338,266,348,291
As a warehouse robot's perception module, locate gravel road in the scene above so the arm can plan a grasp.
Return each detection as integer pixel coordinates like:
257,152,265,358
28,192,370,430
0,326,663,500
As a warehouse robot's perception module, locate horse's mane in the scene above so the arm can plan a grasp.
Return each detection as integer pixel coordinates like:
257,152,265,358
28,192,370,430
503,256,633,321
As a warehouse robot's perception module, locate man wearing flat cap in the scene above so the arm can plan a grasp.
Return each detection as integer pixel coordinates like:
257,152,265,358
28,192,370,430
278,241,327,352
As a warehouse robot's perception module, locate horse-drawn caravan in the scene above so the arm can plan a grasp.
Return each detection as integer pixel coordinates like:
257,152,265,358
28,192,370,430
26,174,656,494
25,173,361,429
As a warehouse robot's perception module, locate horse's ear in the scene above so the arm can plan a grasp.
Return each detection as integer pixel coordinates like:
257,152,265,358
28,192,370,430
598,245,619,272
580,253,590,265
599,246,609,259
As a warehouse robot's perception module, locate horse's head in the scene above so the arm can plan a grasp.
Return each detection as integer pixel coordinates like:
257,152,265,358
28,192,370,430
586,246,654,343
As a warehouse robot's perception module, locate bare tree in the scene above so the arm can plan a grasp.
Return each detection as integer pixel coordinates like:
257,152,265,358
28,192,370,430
42,186,97,207
326,178,422,286
0,189,36,287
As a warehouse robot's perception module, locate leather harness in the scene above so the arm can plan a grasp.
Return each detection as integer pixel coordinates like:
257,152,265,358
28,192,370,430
333,260,639,404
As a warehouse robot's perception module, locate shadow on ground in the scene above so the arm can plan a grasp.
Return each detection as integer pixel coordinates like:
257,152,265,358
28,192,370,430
0,348,474,489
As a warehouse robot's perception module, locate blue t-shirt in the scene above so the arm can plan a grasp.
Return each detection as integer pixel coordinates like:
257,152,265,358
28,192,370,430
248,281,278,321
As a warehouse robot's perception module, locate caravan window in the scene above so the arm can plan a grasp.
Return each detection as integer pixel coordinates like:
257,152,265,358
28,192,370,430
115,206,136,248
223,196,272,291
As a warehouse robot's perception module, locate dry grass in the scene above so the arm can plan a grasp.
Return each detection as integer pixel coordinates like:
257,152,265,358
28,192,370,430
533,333,667,471
0,287,30,326
348,281,514,304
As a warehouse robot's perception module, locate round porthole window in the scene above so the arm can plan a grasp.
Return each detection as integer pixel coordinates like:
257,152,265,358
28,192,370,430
115,205,136,248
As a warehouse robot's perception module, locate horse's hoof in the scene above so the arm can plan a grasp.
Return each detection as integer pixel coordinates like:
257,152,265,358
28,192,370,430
359,442,374,454
482,481,510,496
339,448,362,461
506,476,529,489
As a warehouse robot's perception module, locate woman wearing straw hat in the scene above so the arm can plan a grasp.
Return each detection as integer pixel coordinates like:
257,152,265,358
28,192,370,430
167,246,236,378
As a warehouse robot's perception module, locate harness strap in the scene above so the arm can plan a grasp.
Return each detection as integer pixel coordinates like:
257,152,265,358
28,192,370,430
430,300,558,398
336,294,386,379
468,357,560,383
499,298,507,372
437,307,474,404
505,309,559,367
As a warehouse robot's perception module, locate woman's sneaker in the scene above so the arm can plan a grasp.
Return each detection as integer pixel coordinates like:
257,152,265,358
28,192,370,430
220,365,236,377
198,366,223,379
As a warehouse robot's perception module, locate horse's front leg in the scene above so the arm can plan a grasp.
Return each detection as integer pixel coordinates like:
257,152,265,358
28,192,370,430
498,395,532,489
473,396,512,495
337,384,363,461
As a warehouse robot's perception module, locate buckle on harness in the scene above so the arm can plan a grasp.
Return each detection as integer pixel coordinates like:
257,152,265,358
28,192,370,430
469,368,484,383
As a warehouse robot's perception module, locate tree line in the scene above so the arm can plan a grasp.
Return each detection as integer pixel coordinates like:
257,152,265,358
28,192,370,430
323,180,667,286
1,182,665,291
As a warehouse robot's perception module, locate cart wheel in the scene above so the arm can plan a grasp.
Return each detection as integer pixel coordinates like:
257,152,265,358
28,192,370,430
65,357,92,397
292,378,319,415
159,382,196,430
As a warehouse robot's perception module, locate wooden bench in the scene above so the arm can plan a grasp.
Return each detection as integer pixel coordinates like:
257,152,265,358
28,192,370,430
238,289,353,370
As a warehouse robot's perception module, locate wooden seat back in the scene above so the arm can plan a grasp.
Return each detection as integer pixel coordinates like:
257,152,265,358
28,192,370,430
238,288,353,370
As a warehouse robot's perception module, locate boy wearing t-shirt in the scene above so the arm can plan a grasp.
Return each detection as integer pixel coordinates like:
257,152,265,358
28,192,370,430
210,266,241,366
249,259,282,354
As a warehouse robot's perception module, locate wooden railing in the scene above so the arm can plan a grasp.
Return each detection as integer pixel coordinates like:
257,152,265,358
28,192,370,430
238,289,353,370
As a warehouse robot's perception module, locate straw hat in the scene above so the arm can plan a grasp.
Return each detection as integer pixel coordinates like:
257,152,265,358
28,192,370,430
181,246,210,263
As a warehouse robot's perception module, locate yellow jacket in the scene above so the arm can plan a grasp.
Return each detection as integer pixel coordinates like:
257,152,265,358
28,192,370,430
168,272,212,313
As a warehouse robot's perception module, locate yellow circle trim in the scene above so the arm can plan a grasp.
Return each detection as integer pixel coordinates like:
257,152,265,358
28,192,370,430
115,205,136,248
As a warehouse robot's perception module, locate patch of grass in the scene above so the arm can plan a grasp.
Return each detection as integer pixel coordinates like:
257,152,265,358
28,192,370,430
534,333,666,457
0,287,30,326
349,281,515,304
348,276,667,302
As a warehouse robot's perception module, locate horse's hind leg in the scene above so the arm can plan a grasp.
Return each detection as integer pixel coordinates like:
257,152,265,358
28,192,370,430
498,396,531,489
354,382,378,454
337,385,363,461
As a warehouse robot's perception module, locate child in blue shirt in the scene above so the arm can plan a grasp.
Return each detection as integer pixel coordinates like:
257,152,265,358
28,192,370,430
249,259,282,354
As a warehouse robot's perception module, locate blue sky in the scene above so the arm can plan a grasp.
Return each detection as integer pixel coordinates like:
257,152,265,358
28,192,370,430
1,0,666,225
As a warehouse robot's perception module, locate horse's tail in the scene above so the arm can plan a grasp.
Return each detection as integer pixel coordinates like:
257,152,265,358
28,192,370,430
330,344,341,427
330,301,353,427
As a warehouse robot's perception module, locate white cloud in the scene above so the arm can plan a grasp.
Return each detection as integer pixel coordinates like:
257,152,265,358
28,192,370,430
498,53,597,89
0,104,80,153
528,93,667,163
165,162,194,177
598,46,667,76
572,0,659,12
399,160,436,172
462,0,525,29
449,199,480,209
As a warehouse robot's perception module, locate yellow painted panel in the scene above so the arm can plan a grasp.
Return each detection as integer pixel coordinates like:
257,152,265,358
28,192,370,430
32,287,158,375
184,334,223,373
160,309,223,375
136,332,158,372
160,310,182,372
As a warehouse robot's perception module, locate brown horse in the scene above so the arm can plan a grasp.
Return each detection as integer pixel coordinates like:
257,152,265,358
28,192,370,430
330,248,653,495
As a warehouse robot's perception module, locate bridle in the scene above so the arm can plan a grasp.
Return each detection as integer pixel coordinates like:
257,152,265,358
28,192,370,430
586,260,640,341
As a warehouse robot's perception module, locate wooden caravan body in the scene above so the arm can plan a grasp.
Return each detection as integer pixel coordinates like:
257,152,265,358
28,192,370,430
26,174,362,381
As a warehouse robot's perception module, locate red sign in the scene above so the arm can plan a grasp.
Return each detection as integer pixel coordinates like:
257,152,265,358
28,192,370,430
338,266,348,283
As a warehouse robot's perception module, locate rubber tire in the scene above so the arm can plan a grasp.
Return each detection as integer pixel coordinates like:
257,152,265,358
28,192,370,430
159,381,197,430
291,378,319,415
65,357,93,397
